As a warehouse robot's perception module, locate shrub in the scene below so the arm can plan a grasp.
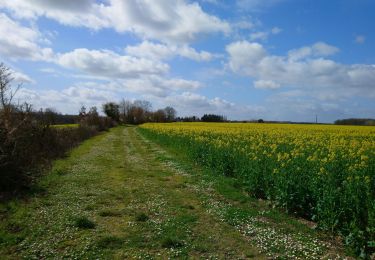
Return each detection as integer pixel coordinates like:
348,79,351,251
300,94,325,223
161,236,184,248
74,216,96,229
135,213,149,222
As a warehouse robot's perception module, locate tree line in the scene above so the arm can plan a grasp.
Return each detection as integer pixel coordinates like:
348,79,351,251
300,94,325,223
334,118,375,126
101,100,177,124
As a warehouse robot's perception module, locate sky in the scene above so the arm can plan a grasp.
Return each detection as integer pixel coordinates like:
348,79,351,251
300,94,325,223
0,0,374,123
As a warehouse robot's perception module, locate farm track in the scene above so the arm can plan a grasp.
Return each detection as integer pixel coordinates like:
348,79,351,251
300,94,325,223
0,126,349,259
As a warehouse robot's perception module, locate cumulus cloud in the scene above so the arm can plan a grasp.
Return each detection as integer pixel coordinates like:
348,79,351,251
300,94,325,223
226,40,375,99
16,84,118,114
254,80,280,89
0,0,230,43
0,13,53,61
11,70,35,84
119,76,201,97
57,48,169,79
288,42,339,61
162,92,265,119
125,41,214,61
0,0,108,29
106,0,230,43
249,27,282,41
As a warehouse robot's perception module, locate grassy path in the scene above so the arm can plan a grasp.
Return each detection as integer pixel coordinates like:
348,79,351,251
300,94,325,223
0,126,262,259
0,126,347,259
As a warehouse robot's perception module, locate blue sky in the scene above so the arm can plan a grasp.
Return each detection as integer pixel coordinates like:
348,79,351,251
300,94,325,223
0,0,374,122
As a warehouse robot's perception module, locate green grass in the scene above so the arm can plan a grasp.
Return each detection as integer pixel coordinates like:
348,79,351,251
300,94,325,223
51,123,79,128
135,212,149,222
0,126,349,259
97,235,124,249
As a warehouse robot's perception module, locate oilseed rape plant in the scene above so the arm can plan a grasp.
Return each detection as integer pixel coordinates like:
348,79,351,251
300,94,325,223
139,122,375,256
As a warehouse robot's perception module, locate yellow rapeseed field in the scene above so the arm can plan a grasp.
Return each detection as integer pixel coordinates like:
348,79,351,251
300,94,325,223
139,122,375,255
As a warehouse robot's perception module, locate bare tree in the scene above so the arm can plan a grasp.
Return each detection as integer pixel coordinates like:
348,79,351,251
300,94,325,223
0,63,21,130
119,99,133,123
164,106,176,122
153,109,167,122
134,100,152,112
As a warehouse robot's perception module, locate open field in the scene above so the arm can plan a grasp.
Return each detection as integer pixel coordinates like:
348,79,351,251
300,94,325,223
140,122,375,257
0,126,351,259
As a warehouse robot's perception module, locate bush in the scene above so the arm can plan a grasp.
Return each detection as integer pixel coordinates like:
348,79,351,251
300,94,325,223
135,212,149,222
73,216,96,229
0,62,114,194
0,117,98,192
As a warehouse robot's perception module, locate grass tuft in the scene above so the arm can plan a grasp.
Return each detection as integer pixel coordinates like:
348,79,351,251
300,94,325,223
74,216,96,229
135,213,149,222
98,209,122,217
97,235,124,249
161,236,184,248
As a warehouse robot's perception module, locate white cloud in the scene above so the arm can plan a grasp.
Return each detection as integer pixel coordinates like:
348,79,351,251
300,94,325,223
233,20,254,30
162,91,265,119
125,41,214,62
57,48,169,79
16,84,118,114
106,0,230,43
250,31,268,41
11,70,35,84
355,35,365,44
227,40,375,99
254,80,280,89
311,42,339,56
288,42,339,61
0,0,108,30
226,41,266,76
249,27,282,41
0,0,230,44
0,13,53,61
119,76,201,97
271,27,282,34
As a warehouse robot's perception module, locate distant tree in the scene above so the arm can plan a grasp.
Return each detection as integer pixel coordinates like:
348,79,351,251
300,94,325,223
0,63,22,130
152,109,167,122
201,114,226,122
79,106,86,118
89,106,98,116
176,116,200,122
119,99,132,123
335,118,375,126
164,106,176,122
258,119,264,123
102,102,120,122
134,100,152,112
129,100,152,124
43,108,58,125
